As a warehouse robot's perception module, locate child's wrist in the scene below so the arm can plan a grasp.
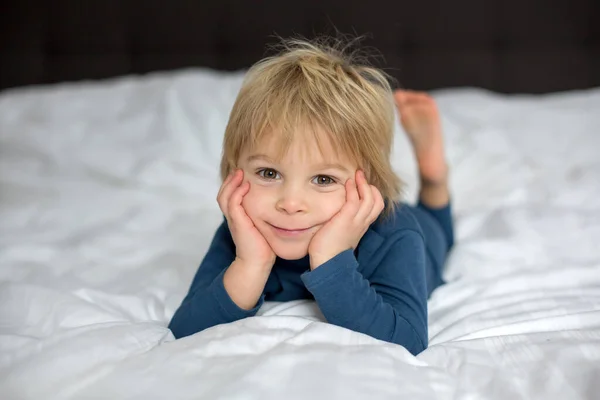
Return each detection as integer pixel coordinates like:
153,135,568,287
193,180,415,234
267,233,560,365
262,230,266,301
223,258,272,311
309,251,342,270
233,256,274,274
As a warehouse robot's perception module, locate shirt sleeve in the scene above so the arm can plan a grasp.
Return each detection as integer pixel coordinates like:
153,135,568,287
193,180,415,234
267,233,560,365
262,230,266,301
300,230,428,355
168,220,264,339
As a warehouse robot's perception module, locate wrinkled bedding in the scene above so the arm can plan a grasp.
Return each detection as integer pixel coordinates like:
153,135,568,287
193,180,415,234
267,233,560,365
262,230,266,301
1,70,599,399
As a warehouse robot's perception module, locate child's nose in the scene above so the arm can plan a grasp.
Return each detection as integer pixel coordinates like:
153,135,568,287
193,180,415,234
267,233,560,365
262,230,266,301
275,186,307,214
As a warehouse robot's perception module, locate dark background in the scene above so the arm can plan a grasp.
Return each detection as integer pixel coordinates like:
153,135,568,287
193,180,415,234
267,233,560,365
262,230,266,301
1,0,599,93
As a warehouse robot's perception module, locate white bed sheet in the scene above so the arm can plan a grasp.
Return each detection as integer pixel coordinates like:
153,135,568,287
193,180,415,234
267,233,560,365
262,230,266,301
0,70,599,399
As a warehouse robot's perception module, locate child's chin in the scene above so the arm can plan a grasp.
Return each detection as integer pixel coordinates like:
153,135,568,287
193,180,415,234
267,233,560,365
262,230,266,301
273,246,309,261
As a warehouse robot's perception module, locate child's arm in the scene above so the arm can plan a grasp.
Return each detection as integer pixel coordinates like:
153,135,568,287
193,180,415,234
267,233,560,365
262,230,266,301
301,230,428,356
168,221,268,338
169,170,276,339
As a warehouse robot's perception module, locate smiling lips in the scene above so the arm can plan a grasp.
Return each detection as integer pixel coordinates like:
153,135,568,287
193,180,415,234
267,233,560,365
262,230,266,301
269,223,312,237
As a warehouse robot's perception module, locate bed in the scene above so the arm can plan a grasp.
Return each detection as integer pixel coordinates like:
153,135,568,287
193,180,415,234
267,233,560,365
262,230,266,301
1,1,600,399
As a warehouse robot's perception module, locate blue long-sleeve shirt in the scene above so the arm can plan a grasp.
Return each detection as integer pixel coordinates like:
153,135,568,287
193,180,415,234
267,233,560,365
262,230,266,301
169,203,449,356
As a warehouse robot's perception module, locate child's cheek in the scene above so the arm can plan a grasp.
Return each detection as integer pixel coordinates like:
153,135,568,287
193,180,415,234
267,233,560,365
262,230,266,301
329,190,346,215
241,182,266,220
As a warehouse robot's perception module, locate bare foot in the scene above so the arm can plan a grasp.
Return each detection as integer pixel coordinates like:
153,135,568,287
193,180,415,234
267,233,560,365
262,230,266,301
394,89,450,207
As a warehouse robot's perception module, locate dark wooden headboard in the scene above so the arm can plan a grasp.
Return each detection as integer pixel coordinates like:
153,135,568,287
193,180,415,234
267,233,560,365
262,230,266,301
1,0,599,93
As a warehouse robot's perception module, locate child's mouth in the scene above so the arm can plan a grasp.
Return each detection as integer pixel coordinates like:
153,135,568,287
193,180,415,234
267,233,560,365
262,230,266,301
268,223,311,237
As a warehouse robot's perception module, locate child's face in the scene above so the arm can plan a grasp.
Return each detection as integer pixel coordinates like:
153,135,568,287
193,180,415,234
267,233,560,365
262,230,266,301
238,130,357,260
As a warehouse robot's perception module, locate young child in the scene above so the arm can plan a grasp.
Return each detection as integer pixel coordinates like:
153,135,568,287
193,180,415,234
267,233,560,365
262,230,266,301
169,38,454,356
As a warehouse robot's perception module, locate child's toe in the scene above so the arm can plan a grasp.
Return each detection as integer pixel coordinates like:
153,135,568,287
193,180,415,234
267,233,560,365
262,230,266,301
394,90,407,106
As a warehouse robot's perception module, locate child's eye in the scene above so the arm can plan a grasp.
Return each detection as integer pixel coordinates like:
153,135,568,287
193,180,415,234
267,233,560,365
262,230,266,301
257,168,281,180
312,175,336,186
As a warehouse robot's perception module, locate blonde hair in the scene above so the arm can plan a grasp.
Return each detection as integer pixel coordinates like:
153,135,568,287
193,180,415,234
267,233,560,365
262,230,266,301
220,36,401,216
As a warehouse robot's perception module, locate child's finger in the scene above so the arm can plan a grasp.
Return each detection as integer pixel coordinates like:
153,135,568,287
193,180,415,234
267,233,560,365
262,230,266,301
342,178,360,217
356,171,374,220
367,185,385,222
217,170,242,210
228,179,249,210
217,169,238,199
224,170,236,185
228,181,251,225
217,171,235,201
355,170,366,200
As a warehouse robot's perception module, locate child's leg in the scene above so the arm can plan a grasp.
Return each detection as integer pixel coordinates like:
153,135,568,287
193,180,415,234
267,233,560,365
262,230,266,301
395,89,454,250
394,90,450,208
395,90,454,295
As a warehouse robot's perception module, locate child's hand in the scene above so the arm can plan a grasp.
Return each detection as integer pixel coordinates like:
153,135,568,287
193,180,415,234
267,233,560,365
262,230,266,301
308,170,384,269
217,169,276,269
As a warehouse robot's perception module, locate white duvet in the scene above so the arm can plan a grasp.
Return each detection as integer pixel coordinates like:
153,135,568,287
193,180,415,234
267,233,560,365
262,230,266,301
1,70,599,399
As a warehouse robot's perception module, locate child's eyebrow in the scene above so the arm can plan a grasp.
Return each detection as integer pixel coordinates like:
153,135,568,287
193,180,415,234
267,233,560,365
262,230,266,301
246,154,276,164
313,163,351,173
246,154,351,174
